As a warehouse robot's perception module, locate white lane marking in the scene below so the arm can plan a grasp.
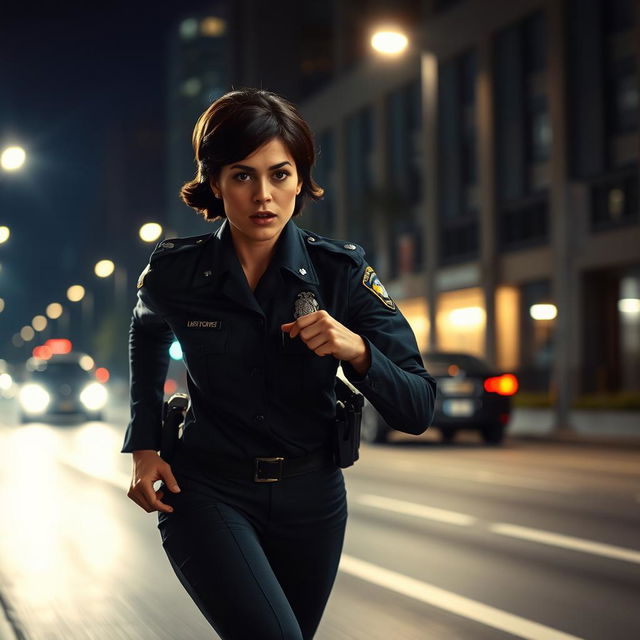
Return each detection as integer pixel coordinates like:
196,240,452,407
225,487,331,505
357,494,640,565
490,523,640,565
357,494,477,526
376,460,576,493
339,554,583,640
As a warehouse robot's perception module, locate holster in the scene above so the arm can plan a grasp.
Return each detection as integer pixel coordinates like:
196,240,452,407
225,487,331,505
160,393,189,464
333,377,364,468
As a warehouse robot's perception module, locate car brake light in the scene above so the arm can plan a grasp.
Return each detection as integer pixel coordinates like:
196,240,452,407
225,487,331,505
484,374,518,396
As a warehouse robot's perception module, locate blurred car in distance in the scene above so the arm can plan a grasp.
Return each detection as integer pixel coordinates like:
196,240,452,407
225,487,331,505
361,351,518,445
18,354,108,423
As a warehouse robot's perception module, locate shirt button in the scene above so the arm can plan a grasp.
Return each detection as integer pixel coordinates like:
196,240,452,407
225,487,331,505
254,414,265,422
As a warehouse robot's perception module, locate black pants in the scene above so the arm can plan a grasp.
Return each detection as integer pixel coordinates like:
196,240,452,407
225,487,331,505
157,455,348,640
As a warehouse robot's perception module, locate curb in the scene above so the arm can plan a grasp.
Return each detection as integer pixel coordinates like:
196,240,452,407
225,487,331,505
508,432,640,450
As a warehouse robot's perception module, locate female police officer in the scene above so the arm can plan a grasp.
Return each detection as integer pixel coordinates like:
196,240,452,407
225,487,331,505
123,88,437,640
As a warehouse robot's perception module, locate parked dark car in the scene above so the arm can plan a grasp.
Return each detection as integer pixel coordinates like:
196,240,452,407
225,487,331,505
360,351,518,445
18,355,108,423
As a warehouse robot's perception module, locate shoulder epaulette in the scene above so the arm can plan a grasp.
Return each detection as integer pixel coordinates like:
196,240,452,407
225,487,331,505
301,229,365,265
149,232,212,264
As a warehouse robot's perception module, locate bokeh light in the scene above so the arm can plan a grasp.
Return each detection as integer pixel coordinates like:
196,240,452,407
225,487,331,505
94,260,115,278
20,326,35,342
46,303,63,319
79,355,95,371
139,223,163,243
32,315,47,332
1,146,26,171
0,226,10,244
371,30,409,55
67,285,85,302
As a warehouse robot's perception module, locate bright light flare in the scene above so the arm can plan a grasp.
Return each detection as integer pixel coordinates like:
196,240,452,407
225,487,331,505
94,260,115,278
80,383,108,411
371,30,409,55
0,226,10,244
1,146,26,171
139,223,163,243
19,384,51,414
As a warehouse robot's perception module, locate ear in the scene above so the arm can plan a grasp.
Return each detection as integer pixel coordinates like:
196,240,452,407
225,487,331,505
209,177,221,199
296,180,302,196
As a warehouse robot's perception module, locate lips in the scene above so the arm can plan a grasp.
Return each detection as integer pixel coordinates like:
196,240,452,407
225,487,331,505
251,212,276,218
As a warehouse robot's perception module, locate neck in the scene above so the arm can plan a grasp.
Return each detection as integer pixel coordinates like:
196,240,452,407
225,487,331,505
228,227,281,274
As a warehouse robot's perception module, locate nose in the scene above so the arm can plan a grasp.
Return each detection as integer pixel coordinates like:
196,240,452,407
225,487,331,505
253,177,272,204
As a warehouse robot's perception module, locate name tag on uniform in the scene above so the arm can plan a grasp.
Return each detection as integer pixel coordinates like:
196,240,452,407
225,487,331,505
186,320,222,329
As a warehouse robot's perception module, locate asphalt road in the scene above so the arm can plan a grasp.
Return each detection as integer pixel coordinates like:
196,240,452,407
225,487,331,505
0,400,638,640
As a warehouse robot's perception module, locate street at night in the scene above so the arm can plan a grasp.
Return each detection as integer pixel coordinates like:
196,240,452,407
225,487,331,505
1,400,638,640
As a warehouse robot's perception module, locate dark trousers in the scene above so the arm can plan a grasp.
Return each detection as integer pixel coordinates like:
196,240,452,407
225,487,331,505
157,457,348,640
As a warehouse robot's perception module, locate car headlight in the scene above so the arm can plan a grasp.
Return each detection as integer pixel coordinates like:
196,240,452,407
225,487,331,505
19,384,51,414
79,382,108,411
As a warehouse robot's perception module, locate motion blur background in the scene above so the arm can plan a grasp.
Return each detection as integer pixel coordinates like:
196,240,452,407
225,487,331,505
1,3,639,639
1,0,639,428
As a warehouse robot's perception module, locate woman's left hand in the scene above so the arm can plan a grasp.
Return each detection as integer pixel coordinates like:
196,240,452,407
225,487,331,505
281,310,371,373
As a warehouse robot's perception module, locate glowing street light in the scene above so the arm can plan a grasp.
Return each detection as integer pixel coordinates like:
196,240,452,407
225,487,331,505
67,285,85,302
20,326,35,342
139,223,163,243
32,315,47,332
46,303,63,319
370,29,409,55
94,259,115,278
1,146,26,171
0,226,10,244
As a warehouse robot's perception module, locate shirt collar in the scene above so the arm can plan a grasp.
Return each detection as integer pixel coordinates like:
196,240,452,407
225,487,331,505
211,218,319,285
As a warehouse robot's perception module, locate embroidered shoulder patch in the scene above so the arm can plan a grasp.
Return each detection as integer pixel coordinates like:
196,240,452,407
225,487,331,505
362,266,396,311
137,264,151,289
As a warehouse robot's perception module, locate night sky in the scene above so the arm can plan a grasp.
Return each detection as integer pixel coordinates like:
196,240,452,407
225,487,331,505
0,1,211,355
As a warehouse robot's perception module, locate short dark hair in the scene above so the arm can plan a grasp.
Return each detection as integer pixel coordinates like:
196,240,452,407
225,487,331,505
180,88,325,221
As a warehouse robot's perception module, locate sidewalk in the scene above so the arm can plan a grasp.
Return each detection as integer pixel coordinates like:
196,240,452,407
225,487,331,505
507,408,640,448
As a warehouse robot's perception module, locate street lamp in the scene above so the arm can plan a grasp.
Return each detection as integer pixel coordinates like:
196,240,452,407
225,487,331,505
370,29,409,55
139,222,163,243
1,146,26,172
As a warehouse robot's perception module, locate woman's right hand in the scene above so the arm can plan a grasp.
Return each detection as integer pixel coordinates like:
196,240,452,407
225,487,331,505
127,449,181,513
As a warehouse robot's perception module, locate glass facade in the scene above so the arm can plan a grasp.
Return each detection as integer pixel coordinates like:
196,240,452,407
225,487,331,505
494,11,550,251
438,50,479,264
385,78,423,278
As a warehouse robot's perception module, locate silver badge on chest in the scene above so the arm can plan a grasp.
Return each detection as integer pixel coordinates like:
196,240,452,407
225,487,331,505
293,291,320,318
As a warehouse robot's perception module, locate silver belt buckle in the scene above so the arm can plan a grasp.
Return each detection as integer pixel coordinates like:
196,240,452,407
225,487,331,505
254,457,284,483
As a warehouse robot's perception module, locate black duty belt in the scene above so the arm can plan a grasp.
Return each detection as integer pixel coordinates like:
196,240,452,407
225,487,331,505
182,448,336,483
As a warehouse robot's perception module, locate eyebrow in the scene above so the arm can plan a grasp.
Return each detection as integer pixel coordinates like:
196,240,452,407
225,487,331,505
229,161,292,171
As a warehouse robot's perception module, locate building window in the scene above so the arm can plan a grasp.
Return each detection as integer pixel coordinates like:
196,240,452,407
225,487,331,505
345,106,375,263
438,49,479,264
308,130,336,236
567,0,638,230
385,78,423,278
494,12,550,251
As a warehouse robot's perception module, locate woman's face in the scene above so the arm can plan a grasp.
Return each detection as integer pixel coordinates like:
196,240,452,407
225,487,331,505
211,137,302,248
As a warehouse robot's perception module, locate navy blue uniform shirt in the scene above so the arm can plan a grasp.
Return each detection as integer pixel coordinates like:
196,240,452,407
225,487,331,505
121,219,437,459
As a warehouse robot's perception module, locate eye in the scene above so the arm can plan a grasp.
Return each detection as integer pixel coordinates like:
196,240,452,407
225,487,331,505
274,170,290,181
233,172,251,182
